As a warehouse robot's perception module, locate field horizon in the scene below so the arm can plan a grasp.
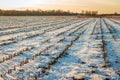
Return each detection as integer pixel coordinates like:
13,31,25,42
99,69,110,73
0,0,120,80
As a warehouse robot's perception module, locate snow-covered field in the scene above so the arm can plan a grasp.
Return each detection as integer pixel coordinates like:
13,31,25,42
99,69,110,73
0,16,120,80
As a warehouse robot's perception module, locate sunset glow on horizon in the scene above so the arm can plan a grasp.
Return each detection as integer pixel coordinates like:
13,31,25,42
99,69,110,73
0,0,120,14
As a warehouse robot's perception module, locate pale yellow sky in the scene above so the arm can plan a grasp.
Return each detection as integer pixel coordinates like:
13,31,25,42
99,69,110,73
0,0,120,14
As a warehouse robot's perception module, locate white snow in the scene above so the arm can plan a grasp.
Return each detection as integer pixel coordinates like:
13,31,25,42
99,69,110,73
0,16,120,80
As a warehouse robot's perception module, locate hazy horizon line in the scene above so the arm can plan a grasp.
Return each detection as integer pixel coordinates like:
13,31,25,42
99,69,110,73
1,8,120,14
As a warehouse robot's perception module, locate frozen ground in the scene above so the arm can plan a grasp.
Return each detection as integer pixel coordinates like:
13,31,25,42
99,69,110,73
0,16,120,80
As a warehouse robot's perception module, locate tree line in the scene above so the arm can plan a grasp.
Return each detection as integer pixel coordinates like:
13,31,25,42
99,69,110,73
81,10,98,16
0,9,78,16
0,9,119,16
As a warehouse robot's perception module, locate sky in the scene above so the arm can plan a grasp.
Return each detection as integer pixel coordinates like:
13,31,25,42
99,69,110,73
0,0,120,14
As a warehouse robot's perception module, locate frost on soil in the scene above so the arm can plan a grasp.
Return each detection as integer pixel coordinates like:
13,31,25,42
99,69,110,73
0,16,120,80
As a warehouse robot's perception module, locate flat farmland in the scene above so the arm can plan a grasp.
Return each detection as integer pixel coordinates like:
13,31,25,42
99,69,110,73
0,16,120,80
